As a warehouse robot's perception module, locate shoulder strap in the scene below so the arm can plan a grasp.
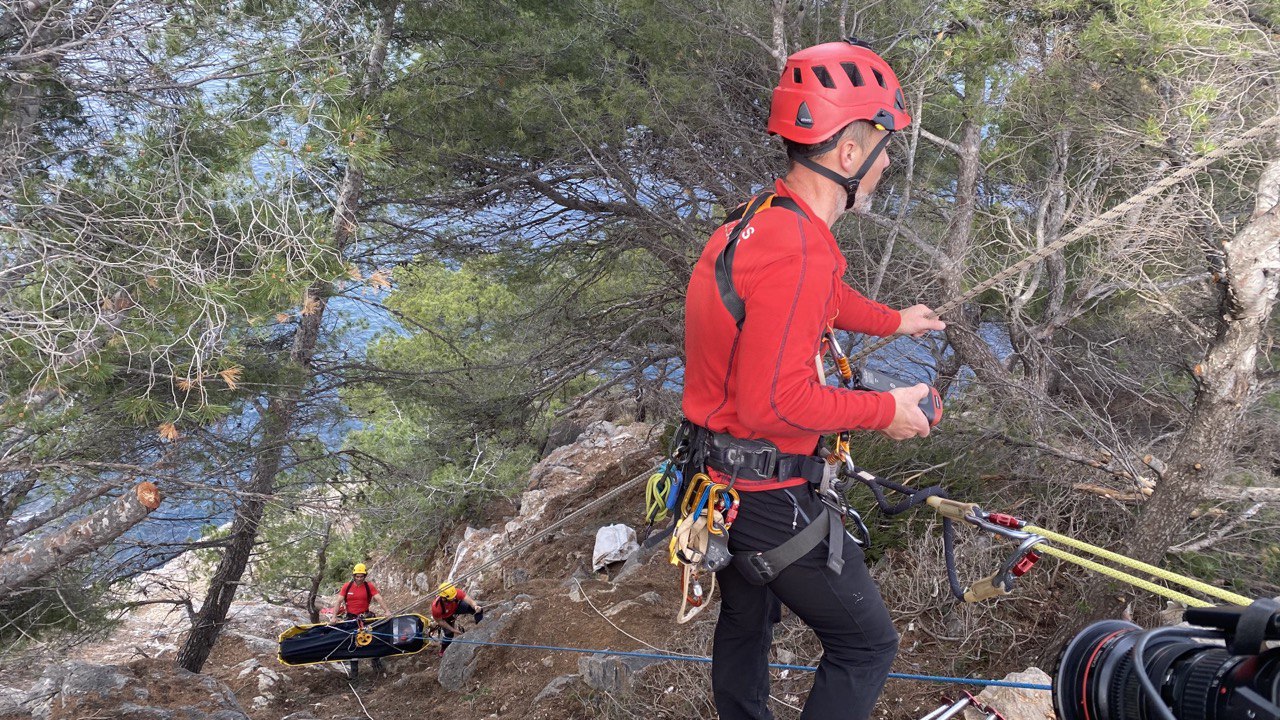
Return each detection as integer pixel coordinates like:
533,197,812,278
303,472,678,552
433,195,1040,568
714,193,808,329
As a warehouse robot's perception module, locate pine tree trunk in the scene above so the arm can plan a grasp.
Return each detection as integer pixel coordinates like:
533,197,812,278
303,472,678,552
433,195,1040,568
941,118,1012,384
174,0,398,674
307,522,332,624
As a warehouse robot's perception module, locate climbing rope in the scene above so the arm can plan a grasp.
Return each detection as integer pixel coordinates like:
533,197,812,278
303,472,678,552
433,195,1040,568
929,497,1252,607
1020,524,1252,606
848,112,1280,364
431,636,1053,691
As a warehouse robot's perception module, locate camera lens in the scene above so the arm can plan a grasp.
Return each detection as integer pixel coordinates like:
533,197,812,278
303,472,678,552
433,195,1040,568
1054,620,1280,720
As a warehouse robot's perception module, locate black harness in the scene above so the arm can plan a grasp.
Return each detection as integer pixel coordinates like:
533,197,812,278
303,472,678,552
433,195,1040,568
715,192,808,330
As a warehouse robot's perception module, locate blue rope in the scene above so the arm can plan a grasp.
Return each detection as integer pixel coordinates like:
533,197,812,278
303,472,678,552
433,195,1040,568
435,636,1052,690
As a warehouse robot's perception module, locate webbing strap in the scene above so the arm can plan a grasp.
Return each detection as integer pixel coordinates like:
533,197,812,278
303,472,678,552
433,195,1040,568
715,193,808,329
789,131,893,210
732,507,835,585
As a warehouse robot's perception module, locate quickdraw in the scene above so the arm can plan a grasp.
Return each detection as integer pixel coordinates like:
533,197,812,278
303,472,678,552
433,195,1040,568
924,497,1046,601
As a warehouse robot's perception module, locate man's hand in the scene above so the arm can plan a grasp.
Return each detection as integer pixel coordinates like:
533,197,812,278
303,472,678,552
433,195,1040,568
896,304,946,338
881,384,931,440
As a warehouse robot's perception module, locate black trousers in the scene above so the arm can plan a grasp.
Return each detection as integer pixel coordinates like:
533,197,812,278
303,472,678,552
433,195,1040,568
439,600,478,652
712,485,899,720
342,613,384,675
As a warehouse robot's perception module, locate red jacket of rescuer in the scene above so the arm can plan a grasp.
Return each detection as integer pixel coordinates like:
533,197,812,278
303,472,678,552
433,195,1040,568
340,581,378,615
430,589,469,621
682,179,901,491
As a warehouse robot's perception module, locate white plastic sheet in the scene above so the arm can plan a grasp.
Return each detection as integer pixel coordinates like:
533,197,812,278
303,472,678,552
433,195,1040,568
592,523,639,570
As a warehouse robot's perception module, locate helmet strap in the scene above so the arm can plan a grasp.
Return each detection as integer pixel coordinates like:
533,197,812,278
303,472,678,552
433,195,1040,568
789,132,893,210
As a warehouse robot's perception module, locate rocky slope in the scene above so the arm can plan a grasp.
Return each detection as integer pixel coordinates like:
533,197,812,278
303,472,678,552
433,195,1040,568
0,417,1053,720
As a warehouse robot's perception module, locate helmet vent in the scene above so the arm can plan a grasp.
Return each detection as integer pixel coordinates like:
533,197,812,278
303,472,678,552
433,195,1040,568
895,89,906,111
795,102,814,128
793,67,802,83
872,68,887,89
812,65,836,89
841,62,864,87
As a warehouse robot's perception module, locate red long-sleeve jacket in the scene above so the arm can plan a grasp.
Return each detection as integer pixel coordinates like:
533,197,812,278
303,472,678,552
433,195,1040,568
682,180,900,491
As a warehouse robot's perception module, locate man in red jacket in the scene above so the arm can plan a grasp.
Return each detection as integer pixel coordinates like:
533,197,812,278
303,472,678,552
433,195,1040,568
334,563,389,680
682,39,946,720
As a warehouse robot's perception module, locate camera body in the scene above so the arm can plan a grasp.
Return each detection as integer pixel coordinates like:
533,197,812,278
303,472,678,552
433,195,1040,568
1053,599,1280,720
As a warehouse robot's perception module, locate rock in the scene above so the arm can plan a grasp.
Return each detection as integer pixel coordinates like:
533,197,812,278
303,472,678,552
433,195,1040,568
280,712,319,720
113,705,174,720
24,661,249,720
963,667,1054,720
413,572,431,593
577,651,663,695
438,600,522,691
636,591,663,606
603,600,640,618
252,696,271,710
534,674,581,703
613,540,663,584
0,686,25,716
227,631,278,655
25,662,136,720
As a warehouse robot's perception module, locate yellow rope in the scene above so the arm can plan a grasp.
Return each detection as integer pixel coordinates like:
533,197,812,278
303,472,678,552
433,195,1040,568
1025,525,1252,606
1035,545,1212,608
645,470,673,523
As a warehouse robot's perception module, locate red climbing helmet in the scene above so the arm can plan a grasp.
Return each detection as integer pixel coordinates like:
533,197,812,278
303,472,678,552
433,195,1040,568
767,39,912,145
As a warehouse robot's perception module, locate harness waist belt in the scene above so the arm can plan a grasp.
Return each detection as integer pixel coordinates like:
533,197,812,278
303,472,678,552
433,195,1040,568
702,430,826,485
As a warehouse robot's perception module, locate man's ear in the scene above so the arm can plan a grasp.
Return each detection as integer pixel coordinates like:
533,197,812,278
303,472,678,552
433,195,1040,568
840,137,862,174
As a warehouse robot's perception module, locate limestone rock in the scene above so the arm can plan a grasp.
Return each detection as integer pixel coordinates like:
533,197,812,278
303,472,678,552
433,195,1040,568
534,674,581,703
0,685,25,716
24,661,249,720
438,600,523,691
963,668,1054,720
613,540,663,585
577,652,662,695
449,420,659,585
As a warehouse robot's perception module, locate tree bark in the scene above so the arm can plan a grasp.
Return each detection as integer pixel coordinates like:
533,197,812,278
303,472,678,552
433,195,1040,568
306,521,332,624
0,482,160,594
174,0,398,674
940,118,1013,385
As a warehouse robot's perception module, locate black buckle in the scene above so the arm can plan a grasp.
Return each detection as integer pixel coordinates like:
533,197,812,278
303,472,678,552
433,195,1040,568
748,553,775,581
711,434,779,479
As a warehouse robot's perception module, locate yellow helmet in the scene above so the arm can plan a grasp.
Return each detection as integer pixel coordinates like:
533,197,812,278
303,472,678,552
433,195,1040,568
352,563,367,575
438,582,458,600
